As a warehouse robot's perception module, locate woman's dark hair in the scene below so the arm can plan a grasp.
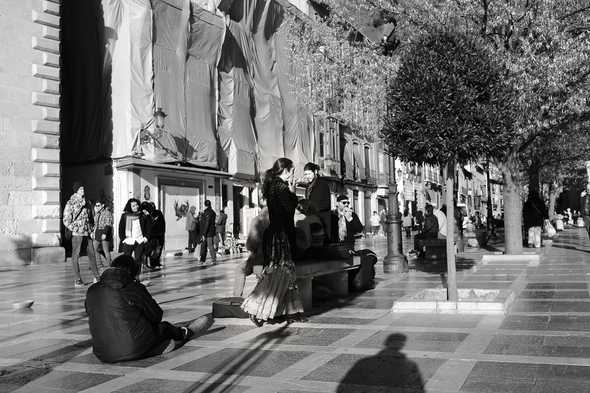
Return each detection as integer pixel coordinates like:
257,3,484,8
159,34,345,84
140,201,154,214
111,254,140,278
123,198,141,213
262,158,293,200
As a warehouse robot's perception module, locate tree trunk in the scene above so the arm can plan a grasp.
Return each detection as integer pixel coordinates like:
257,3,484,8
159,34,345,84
502,166,523,254
444,162,457,302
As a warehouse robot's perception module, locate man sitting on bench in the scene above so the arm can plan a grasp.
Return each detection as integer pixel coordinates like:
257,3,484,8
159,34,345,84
330,195,364,242
413,204,439,256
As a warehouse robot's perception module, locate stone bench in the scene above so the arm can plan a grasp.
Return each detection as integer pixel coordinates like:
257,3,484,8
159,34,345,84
295,256,361,310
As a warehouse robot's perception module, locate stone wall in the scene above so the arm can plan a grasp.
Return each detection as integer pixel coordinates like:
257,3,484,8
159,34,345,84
0,0,63,265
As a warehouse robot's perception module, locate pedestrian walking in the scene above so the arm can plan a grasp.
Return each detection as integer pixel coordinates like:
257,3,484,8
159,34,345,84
370,211,381,235
379,209,387,236
242,158,305,326
199,200,217,264
185,206,198,253
63,182,100,287
523,189,547,248
91,199,113,270
402,209,413,238
215,208,228,252
580,184,590,239
118,198,149,269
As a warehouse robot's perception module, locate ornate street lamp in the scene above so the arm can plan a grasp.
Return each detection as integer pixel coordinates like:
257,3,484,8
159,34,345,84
383,154,408,273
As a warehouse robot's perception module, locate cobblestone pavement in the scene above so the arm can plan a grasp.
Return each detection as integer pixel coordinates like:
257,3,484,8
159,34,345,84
1,229,590,393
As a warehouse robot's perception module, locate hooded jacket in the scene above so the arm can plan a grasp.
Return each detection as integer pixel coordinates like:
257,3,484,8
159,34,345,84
85,268,163,363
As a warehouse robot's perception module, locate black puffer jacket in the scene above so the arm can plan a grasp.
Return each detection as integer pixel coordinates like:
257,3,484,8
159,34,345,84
85,268,163,363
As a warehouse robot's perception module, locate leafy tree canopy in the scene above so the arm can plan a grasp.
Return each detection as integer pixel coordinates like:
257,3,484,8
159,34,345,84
381,31,515,167
386,0,590,175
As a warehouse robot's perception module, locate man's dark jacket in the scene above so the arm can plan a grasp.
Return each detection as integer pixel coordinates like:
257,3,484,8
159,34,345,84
199,207,217,237
306,176,332,240
523,194,547,229
330,211,364,242
85,268,163,363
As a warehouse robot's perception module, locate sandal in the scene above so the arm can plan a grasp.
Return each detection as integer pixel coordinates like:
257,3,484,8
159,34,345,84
249,315,264,327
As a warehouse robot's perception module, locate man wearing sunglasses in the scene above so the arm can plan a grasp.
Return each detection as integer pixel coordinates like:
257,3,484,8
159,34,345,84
331,195,364,242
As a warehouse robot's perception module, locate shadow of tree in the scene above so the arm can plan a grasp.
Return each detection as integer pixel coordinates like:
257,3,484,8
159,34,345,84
336,333,425,393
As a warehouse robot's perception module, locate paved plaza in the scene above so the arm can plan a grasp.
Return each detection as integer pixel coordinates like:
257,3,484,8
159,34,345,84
1,229,590,393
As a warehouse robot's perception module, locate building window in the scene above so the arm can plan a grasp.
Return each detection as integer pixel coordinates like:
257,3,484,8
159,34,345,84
353,142,359,180
364,146,371,179
319,132,325,158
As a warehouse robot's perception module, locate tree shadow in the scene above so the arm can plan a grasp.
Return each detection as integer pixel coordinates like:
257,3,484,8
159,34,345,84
412,257,475,274
0,339,93,392
183,325,291,393
551,244,590,255
336,333,425,393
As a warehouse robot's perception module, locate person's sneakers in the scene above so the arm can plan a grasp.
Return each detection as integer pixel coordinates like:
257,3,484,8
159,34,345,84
74,279,85,288
180,326,194,341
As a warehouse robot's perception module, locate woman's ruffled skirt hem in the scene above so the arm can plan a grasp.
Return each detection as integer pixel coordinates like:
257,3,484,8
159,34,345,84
241,263,304,321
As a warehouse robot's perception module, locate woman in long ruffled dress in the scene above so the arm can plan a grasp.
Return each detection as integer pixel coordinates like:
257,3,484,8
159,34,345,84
242,158,305,326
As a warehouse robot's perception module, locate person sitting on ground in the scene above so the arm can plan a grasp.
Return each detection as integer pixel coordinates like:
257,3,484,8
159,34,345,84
412,204,439,256
85,255,213,363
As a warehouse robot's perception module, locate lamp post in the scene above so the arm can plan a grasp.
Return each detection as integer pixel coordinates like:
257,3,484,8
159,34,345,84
383,154,408,273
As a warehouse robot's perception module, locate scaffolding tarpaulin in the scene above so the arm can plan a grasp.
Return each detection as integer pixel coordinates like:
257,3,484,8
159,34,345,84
103,0,154,159
217,25,257,176
151,0,189,161
276,28,314,170
228,0,285,172
184,4,225,167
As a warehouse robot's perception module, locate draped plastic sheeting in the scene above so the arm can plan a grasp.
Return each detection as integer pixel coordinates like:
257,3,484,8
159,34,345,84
184,4,225,167
152,0,189,161
276,28,315,170
217,24,257,176
227,0,285,172
103,0,154,159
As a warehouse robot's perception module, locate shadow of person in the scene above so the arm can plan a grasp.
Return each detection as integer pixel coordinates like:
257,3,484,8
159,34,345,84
337,333,425,393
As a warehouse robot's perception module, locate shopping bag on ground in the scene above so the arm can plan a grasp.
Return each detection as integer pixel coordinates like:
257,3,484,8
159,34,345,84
544,219,557,238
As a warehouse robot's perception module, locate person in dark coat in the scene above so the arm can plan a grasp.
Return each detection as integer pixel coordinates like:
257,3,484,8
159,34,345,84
199,200,217,264
118,198,149,269
330,194,364,242
242,158,304,326
413,204,439,255
85,255,213,363
141,202,165,270
580,184,590,239
302,162,332,242
523,189,547,248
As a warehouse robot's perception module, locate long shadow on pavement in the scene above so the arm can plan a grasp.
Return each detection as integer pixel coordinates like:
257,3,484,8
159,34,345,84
336,333,425,393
